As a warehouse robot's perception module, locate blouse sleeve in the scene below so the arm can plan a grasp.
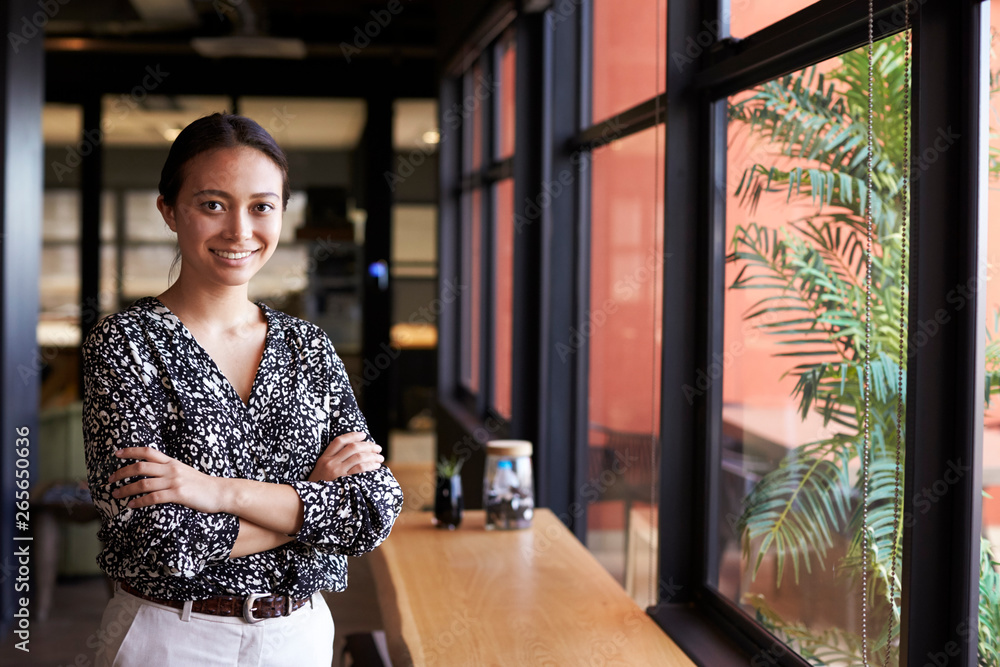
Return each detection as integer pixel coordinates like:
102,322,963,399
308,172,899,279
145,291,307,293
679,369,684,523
82,318,240,578
287,337,403,556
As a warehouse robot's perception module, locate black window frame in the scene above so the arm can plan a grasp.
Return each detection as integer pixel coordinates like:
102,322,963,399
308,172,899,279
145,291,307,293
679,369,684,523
440,0,986,664
654,0,986,665
438,1,520,438
446,6,518,430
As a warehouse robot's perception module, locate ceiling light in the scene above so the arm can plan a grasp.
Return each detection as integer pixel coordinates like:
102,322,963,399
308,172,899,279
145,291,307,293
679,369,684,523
422,130,441,145
191,37,307,60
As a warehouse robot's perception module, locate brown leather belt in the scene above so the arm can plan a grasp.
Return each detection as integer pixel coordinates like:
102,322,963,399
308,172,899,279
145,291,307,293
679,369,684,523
118,581,310,623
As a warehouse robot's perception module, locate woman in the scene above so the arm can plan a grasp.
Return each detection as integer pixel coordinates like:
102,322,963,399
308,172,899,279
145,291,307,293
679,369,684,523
82,113,403,666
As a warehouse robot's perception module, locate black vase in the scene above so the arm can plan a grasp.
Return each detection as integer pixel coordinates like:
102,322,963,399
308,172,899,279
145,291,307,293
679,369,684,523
433,474,463,529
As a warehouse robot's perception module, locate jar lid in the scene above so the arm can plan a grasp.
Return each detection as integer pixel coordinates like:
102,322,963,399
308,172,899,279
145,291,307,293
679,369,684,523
487,440,533,457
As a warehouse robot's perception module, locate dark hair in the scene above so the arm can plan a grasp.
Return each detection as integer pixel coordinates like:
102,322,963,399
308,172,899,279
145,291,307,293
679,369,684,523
158,112,290,211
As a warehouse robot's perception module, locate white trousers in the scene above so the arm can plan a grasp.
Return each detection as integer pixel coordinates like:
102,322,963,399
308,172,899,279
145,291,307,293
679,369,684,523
95,582,335,667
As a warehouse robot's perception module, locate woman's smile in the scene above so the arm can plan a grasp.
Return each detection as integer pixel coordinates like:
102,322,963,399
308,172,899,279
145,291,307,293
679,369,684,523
211,248,260,261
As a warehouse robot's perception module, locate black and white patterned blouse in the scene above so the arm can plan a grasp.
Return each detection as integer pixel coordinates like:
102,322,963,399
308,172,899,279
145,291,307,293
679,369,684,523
82,296,403,601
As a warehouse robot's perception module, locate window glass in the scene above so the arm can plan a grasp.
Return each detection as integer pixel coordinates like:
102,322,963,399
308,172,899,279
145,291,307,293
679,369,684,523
467,62,485,173
587,125,664,608
591,0,666,124
460,189,483,393
716,35,907,664
981,3,1000,661
493,179,514,419
728,0,820,40
496,33,516,161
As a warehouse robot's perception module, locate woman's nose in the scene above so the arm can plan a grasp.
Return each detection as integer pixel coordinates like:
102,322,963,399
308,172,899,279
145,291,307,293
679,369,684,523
222,211,253,240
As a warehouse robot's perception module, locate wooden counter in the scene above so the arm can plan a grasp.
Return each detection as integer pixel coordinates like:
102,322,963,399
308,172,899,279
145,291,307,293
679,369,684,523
369,509,695,666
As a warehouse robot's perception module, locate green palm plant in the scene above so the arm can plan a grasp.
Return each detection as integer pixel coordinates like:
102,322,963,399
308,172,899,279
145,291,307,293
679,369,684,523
728,32,1000,665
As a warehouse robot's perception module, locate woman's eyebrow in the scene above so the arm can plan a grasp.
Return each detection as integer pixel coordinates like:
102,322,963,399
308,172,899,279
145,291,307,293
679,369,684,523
192,189,230,198
192,189,279,199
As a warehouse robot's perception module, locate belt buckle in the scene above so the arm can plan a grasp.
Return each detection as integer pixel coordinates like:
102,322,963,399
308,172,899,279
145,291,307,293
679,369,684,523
243,592,269,624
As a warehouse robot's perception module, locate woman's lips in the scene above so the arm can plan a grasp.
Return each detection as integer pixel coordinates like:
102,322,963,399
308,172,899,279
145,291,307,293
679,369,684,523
212,248,258,260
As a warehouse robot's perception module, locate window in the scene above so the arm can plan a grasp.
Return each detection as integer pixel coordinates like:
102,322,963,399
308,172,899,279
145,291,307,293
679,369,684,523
460,188,483,393
439,2,984,664
590,0,666,123
980,1,1000,657
494,178,514,419
586,127,664,603
453,25,517,418
727,0,820,39
578,0,666,608
496,33,516,161
715,37,907,662
654,0,984,663
492,30,517,419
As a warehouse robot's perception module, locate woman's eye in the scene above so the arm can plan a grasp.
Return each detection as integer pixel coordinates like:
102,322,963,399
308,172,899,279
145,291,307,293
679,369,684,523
202,201,223,211
254,203,275,213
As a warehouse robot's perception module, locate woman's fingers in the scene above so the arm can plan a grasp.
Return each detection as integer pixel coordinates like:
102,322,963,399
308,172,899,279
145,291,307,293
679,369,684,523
112,476,168,499
107,461,163,485
348,462,381,475
120,490,170,509
338,444,384,467
114,446,172,463
104,449,223,513
320,432,368,458
308,436,384,481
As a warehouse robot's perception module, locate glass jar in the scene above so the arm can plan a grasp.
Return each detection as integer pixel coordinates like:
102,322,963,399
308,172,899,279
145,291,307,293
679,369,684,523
484,440,534,530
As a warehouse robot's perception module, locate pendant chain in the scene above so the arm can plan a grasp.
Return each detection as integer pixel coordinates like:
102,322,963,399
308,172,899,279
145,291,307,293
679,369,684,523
861,0,874,657
862,1,909,664
884,11,909,667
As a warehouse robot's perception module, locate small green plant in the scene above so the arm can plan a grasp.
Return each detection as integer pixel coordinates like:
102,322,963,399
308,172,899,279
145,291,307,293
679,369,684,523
436,455,464,479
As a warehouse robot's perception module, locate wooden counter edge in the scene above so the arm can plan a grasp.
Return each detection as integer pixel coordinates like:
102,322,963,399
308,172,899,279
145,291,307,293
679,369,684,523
369,543,418,667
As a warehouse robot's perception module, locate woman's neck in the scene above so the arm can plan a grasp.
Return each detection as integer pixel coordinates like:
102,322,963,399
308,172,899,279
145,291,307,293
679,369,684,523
155,277,262,338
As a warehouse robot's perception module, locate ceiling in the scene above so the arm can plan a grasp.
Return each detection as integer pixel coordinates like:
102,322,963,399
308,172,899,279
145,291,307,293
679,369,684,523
41,1,450,151
45,0,439,55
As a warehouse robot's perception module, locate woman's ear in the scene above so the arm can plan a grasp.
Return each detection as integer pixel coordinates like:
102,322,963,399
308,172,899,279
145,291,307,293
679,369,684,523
156,195,177,232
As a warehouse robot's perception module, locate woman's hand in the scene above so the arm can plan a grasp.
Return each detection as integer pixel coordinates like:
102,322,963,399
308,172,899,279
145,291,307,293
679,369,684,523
309,432,384,482
108,447,226,514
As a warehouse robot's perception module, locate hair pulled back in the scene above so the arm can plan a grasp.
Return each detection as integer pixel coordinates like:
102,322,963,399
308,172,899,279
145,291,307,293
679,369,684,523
158,112,290,210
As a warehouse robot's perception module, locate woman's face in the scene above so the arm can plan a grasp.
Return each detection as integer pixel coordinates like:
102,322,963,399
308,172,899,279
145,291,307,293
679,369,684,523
157,146,283,290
